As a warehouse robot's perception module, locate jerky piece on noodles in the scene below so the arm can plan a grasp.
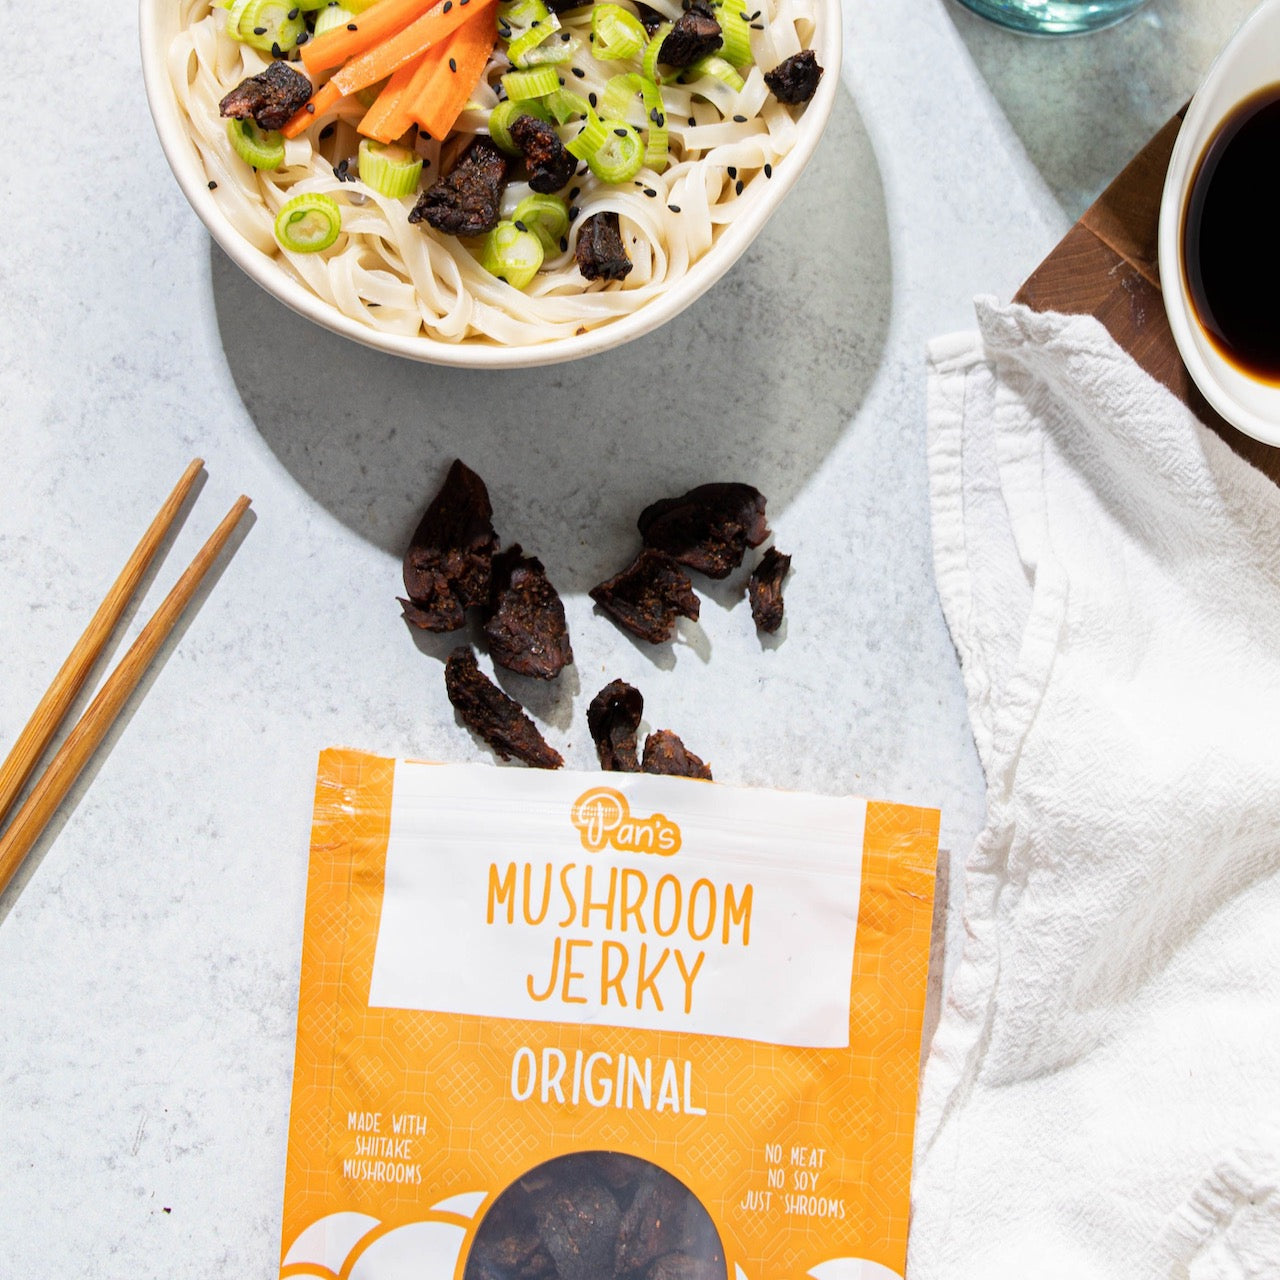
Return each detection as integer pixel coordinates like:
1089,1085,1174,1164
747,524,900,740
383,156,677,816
587,679,644,771
410,137,510,237
444,647,564,769
642,729,712,780
219,61,312,131
575,211,633,282
747,546,791,634
763,49,824,104
529,1166,621,1280
511,115,576,194
483,544,573,680
637,483,768,579
658,6,722,68
590,549,700,644
400,459,498,632
615,1168,690,1274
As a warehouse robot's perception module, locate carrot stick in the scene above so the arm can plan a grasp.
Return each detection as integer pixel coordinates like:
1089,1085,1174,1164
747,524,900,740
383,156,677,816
408,7,497,141
356,58,423,143
332,0,496,95
280,77,346,139
300,0,436,73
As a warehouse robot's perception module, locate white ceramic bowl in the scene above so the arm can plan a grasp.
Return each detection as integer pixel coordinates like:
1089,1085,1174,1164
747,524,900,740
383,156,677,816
140,0,840,368
1158,0,1280,447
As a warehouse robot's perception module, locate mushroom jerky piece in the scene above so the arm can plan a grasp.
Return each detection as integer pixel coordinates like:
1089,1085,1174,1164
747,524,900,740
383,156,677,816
410,137,509,237
575,212,633,282
400,459,498,632
510,115,576,194
587,679,644,771
444,647,564,769
642,729,712,780
658,6,723,67
763,48,824,104
637,483,769,579
590,549,700,644
646,1253,728,1280
529,1166,622,1280
614,1169,691,1274
483,544,573,680
747,546,791,633
467,1193,557,1280
218,61,313,132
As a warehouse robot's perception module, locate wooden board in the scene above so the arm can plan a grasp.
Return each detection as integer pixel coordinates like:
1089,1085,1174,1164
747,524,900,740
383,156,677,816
1013,108,1280,485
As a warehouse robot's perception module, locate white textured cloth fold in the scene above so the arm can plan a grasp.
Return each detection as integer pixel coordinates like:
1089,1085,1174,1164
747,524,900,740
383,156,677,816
911,299,1280,1280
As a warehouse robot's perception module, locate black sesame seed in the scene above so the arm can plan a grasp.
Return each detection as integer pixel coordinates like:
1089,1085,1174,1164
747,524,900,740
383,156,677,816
515,219,528,231
306,102,316,112
614,127,628,136
588,92,598,106
732,113,747,122
687,115,696,125
296,29,309,41
443,1,453,9
449,56,457,70
569,204,580,218
271,40,284,56
667,203,680,211
208,179,218,189
763,162,772,177
727,165,736,177
287,6,297,17
735,177,744,194
643,187,656,196
253,25,267,34
561,30,571,39
749,21,763,28
559,235,568,251
347,22,358,30
320,123,336,139
569,186,580,199
571,65,585,77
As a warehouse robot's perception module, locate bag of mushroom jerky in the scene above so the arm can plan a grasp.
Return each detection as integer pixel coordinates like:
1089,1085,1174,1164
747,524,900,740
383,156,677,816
280,750,939,1280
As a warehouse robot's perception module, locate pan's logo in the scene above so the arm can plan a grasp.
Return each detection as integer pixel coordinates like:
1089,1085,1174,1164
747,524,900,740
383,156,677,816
570,787,681,856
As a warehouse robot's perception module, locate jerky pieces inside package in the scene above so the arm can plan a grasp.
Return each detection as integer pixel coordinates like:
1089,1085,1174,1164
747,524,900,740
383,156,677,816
281,753,940,1280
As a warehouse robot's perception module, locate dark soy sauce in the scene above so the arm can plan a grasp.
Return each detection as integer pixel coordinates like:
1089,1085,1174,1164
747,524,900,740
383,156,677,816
1183,84,1280,384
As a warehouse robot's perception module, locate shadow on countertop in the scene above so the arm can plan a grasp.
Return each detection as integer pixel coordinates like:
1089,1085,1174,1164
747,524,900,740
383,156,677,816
211,82,890,591
944,0,1252,222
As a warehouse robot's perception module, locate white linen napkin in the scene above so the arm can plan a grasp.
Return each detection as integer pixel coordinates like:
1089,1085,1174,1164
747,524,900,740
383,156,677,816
911,299,1280,1280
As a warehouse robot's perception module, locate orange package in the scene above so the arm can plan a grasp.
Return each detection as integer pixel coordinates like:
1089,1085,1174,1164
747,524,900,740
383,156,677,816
280,751,939,1280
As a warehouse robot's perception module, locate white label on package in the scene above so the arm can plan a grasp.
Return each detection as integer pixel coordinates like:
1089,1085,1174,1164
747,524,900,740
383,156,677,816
367,762,867,1049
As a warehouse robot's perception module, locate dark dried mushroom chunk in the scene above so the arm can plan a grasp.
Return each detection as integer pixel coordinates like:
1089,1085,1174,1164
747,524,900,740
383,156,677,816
658,6,723,67
764,49,823,104
637,483,769,579
444,647,563,769
483,544,573,680
575,211,633,282
587,679,644,772
590,549,700,644
399,459,498,632
647,1253,728,1280
218,61,313,132
614,1170,689,1273
642,729,712,780
410,137,509,236
747,546,791,633
510,114,576,194
529,1167,621,1280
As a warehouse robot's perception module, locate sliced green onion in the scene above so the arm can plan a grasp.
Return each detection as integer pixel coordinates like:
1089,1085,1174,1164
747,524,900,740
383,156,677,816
711,0,752,67
274,192,343,252
293,0,336,10
226,117,285,170
488,98,553,153
641,22,674,84
682,54,745,92
590,3,647,60
312,2,355,36
544,87,590,124
358,139,423,197
586,118,644,183
500,65,561,100
512,193,569,252
507,13,559,65
566,111,612,162
518,32,581,66
498,0,551,32
600,73,668,171
480,220,545,288
236,0,306,51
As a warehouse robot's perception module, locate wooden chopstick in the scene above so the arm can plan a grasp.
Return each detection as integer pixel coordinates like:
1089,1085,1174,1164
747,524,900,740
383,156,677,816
0,493,252,898
0,458,204,831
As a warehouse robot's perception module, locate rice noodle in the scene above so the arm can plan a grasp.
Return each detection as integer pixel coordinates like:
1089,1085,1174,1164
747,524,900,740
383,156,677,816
169,0,819,345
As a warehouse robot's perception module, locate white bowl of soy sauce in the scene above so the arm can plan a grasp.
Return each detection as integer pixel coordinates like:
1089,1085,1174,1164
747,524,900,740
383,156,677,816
1159,0,1280,448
